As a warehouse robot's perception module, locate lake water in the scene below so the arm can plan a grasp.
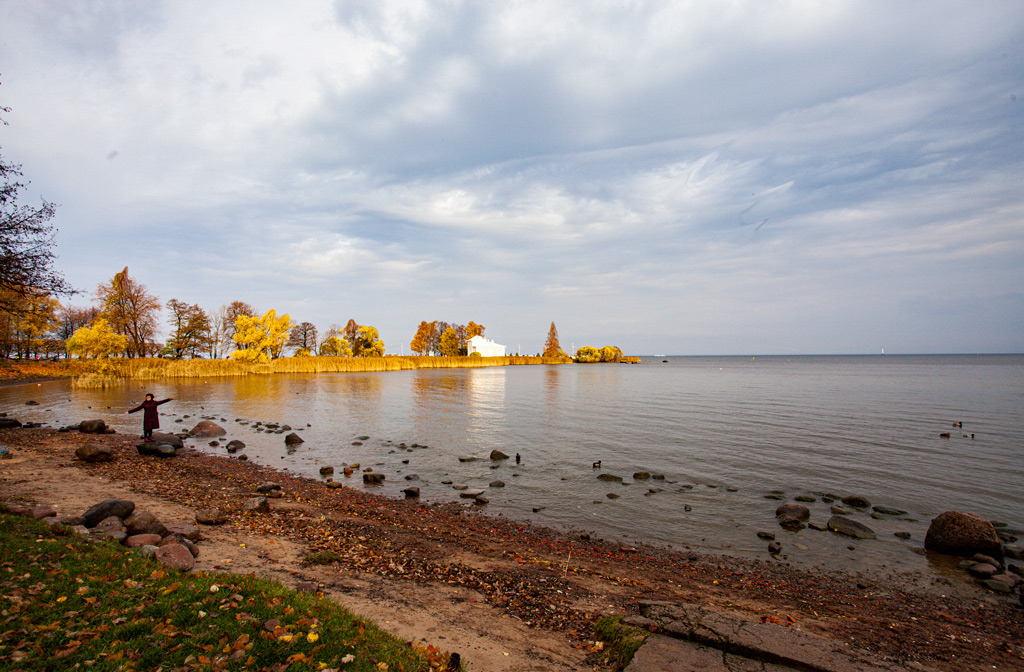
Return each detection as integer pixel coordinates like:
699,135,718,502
3,355,1022,574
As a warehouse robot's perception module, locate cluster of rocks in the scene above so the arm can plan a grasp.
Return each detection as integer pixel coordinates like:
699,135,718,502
4,498,202,572
925,510,1024,603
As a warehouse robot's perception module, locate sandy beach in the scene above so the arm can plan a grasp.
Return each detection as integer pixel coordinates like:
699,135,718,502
1,427,1021,671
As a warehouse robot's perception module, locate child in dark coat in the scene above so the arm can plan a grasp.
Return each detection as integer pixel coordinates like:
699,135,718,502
125,393,173,441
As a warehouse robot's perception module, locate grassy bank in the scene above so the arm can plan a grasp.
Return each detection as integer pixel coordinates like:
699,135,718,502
68,355,570,387
0,509,441,671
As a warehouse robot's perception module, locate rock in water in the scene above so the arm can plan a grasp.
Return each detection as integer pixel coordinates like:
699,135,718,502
841,494,871,509
363,473,385,485
775,503,810,521
827,515,876,539
81,499,135,528
284,432,304,445
490,450,509,460
75,443,114,463
187,420,226,437
925,511,1003,559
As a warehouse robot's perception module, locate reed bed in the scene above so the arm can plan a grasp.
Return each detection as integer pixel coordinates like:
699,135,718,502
69,355,569,382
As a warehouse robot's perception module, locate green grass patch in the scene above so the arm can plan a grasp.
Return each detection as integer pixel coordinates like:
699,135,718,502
0,509,432,671
594,615,650,669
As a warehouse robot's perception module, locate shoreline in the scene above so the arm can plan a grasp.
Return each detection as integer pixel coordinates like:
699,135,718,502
0,427,1021,671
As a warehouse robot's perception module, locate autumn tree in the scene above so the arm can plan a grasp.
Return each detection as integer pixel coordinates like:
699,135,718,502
54,305,100,357
96,267,161,358
66,317,127,359
543,321,564,358
342,319,360,354
409,320,436,355
207,305,229,359
600,345,623,362
318,323,341,352
223,301,256,352
354,325,385,357
575,346,601,363
0,139,73,316
465,321,485,339
231,309,292,363
439,327,460,357
318,335,352,357
165,299,212,359
287,321,318,355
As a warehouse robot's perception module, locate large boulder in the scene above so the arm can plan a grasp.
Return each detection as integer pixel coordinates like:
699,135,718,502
79,419,108,434
81,499,135,528
925,511,1003,559
0,418,22,429
76,443,114,463
284,432,304,445
187,421,226,437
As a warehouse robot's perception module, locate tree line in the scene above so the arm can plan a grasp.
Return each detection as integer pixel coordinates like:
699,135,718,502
1,264,386,361
409,320,485,356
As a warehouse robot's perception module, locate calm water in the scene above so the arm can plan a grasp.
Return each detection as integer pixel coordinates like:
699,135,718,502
4,355,1022,573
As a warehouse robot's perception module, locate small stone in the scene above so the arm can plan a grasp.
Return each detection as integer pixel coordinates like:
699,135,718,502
126,533,163,547
757,531,776,540
768,541,782,554
242,497,270,513
775,503,810,521
319,466,334,476
597,474,623,482
402,487,420,498
295,581,317,594
828,515,876,539
489,481,505,488
284,432,304,445
794,495,816,503
195,509,228,525
633,472,651,480
778,515,805,531
75,443,115,463
841,495,871,509
31,505,57,520
363,473,385,485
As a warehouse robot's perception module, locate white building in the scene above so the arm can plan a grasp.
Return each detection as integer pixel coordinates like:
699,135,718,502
466,335,506,357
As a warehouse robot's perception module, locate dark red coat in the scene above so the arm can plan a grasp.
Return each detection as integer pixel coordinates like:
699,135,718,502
128,398,171,433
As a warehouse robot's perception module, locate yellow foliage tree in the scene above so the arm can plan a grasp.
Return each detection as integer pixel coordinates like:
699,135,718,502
66,318,128,359
439,327,460,357
319,335,353,357
355,325,385,357
600,346,623,362
575,346,601,363
230,310,292,363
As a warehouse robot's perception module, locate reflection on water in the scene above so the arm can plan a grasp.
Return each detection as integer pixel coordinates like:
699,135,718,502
2,355,1022,577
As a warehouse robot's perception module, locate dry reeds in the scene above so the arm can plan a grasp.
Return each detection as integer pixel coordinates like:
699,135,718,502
69,355,570,382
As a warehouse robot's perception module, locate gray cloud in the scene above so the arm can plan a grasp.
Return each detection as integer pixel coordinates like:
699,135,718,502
1,0,1022,354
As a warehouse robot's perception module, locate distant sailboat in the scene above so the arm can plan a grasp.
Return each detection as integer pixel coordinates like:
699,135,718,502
881,347,885,356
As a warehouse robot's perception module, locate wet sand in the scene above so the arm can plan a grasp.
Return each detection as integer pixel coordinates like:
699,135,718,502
1,428,1021,671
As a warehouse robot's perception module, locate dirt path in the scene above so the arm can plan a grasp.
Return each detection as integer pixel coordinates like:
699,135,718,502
1,429,1021,672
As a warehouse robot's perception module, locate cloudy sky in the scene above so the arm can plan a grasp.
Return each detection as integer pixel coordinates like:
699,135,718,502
1,1,1022,355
